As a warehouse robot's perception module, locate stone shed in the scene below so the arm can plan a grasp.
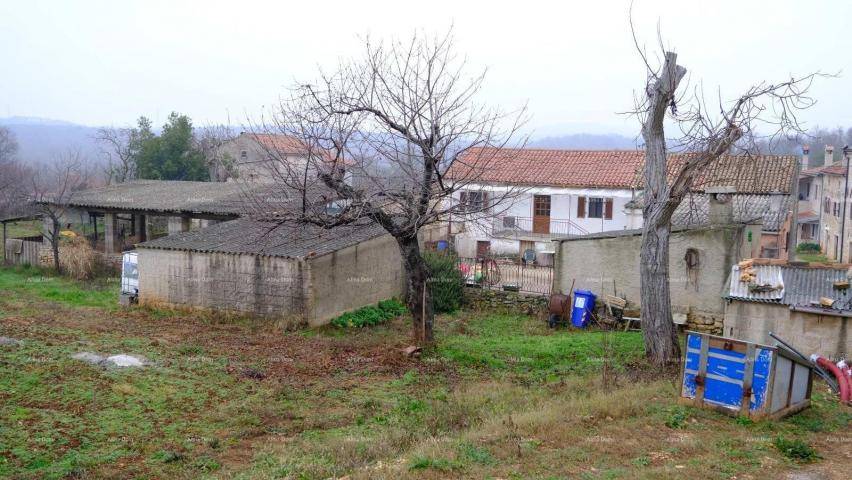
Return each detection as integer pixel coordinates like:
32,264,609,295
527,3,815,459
136,218,404,326
724,263,852,358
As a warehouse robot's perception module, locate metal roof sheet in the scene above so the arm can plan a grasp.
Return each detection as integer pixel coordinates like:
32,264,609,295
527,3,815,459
727,264,785,302
725,264,852,312
137,218,388,259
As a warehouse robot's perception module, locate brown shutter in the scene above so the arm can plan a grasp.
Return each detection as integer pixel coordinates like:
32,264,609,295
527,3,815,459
604,198,613,219
577,196,586,218
459,191,468,212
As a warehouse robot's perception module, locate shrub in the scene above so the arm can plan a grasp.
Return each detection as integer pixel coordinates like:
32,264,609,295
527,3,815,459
424,251,464,313
773,437,820,463
59,236,99,280
796,242,821,254
331,299,406,328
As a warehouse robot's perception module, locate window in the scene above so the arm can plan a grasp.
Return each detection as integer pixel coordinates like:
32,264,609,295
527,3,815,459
240,150,248,159
533,195,551,216
588,198,604,218
459,191,488,212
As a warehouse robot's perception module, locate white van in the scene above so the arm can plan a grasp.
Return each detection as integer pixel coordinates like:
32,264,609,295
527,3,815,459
120,251,138,305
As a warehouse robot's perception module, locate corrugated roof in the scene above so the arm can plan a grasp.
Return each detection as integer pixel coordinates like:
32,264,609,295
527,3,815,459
447,148,797,193
727,265,785,302
58,180,326,217
725,264,852,312
137,218,389,258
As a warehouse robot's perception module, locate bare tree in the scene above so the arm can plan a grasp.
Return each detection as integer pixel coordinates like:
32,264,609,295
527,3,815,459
253,31,526,343
96,127,137,184
32,151,92,272
634,35,820,366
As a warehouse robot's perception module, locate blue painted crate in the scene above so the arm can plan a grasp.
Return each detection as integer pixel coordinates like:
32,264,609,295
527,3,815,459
680,332,813,419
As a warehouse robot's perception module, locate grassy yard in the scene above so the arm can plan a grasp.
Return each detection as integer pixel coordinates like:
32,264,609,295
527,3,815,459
0,265,850,479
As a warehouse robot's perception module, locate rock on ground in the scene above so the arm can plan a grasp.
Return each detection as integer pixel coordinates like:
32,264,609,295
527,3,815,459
0,336,23,346
71,352,149,368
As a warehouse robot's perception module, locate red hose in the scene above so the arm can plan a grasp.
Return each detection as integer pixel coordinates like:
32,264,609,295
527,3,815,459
814,356,850,404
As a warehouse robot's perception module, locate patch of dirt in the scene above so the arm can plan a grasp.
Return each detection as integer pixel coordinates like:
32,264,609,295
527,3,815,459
0,300,447,387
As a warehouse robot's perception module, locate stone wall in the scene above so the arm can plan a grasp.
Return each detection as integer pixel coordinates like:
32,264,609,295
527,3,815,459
463,287,548,315
309,234,406,325
553,224,760,321
137,248,310,328
724,300,850,359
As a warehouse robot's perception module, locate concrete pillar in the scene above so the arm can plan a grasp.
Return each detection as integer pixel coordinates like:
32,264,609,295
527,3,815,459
104,213,121,253
168,216,191,235
137,214,147,242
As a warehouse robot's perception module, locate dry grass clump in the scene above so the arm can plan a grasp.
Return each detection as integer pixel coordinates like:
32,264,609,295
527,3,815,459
59,236,99,280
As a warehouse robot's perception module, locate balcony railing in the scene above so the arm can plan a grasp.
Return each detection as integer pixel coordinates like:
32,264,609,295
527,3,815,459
493,216,589,237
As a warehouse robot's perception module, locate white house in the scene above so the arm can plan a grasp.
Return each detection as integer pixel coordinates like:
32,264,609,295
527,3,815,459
445,148,645,261
445,147,798,261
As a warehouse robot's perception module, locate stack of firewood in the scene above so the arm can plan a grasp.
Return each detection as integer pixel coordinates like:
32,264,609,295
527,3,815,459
738,259,756,283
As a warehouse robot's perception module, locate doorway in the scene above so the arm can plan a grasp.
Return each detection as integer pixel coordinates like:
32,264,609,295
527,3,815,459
533,195,551,234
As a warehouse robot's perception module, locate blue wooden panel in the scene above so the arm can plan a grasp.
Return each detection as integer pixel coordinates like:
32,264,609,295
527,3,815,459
682,333,773,413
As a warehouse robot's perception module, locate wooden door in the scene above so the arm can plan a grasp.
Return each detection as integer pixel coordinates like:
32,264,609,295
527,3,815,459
476,241,491,258
533,195,551,234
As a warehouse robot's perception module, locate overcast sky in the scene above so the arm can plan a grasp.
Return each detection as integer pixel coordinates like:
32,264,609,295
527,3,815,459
2,0,850,137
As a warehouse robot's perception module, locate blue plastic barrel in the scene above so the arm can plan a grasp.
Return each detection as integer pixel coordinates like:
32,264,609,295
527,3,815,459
436,240,449,251
571,290,597,328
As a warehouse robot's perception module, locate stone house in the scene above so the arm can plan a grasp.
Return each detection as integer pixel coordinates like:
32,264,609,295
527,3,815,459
220,132,353,184
797,145,852,261
136,219,404,326
723,261,852,358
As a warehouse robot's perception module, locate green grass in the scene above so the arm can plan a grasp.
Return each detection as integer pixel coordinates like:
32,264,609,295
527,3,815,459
436,314,645,378
0,264,118,312
796,253,831,262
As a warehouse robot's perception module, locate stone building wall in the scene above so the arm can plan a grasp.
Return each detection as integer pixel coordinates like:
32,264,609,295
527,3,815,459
137,249,311,327
724,300,850,358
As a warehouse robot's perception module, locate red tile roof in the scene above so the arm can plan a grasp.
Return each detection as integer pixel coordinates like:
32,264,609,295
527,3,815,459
243,133,351,164
446,148,796,193
802,164,846,176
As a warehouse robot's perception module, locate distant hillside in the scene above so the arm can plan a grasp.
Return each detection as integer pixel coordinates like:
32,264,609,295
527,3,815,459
0,117,102,166
529,133,640,150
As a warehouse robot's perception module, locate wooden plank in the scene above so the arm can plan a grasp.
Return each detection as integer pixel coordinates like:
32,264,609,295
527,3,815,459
695,334,710,406
740,343,756,416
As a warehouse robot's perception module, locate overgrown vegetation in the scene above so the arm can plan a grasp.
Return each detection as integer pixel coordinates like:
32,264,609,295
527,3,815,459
796,242,821,253
773,437,821,463
424,251,464,314
331,299,407,328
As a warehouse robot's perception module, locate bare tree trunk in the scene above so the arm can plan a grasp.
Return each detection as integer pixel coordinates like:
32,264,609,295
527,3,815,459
50,216,61,273
397,236,433,344
639,51,686,367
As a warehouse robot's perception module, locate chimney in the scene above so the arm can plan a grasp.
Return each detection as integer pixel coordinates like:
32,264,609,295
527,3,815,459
707,186,735,225
826,145,837,166
802,145,810,171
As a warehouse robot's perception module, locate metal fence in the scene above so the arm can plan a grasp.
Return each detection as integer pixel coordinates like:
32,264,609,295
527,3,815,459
456,256,553,296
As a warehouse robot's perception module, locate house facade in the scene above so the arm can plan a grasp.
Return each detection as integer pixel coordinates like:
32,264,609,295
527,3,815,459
446,148,797,261
797,145,852,262
446,149,644,261
221,132,352,184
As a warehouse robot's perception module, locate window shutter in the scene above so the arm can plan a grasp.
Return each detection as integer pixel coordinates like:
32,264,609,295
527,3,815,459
459,191,468,212
577,197,586,218
483,192,490,212
604,198,613,220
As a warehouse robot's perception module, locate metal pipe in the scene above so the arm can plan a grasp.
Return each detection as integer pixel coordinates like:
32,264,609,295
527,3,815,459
770,332,839,393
